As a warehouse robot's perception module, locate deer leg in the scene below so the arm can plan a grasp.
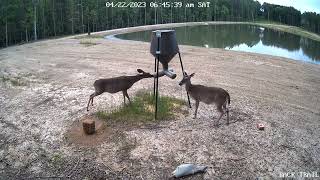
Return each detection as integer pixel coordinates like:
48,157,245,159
124,90,131,104
87,92,103,111
91,95,94,106
122,91,126,105
224,103,230,125
216,105,224,126
226,109,230,125
193,100,199,119
87,93,95,111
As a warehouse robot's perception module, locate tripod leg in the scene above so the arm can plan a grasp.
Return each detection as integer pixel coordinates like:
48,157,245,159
153,58,156,98
155,58,160,120
178,52,192,108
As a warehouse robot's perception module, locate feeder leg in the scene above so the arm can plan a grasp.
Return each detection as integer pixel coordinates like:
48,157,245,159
178,52,192,108
155,58,160,120
153,58,157,98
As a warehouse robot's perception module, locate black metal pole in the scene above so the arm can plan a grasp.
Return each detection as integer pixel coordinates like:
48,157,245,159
153,57,157,98
155,32,161,120
178,52,192,108
155,57,160,120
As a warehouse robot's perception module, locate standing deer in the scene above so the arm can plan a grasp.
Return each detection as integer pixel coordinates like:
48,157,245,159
179,72,230,125
87,69,154,111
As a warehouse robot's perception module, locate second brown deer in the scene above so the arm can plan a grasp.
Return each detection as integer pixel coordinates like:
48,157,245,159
179,72,230,125
87,69,154,111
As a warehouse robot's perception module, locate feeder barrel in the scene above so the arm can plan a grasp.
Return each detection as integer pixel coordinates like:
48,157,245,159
150,30,179,65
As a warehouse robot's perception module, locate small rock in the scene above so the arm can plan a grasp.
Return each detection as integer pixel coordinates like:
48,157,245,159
257,123,265,130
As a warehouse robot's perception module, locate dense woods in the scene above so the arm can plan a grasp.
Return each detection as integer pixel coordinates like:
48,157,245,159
1,0,320,48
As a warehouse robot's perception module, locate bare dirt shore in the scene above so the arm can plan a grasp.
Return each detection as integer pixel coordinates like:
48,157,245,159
0,23,320,179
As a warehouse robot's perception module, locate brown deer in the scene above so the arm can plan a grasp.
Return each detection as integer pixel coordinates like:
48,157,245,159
179,72,230,125
87,69,154,111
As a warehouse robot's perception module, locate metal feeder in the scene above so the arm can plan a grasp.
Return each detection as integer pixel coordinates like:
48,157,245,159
150,30,191,119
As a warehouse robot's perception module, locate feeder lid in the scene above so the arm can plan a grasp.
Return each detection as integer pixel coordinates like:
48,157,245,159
150,30,179,64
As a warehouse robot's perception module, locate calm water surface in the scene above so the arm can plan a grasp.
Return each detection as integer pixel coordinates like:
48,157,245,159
116,24,320,64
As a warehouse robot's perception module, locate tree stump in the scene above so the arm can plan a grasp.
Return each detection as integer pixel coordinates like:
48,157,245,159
83,119,95,135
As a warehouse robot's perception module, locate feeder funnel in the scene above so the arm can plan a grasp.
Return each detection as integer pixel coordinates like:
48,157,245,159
150,30,179,79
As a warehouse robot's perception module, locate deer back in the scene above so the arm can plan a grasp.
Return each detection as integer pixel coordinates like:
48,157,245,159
188,85,229,105
94,75,145,93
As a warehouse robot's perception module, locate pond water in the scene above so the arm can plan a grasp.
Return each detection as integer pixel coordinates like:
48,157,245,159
115,24,320,64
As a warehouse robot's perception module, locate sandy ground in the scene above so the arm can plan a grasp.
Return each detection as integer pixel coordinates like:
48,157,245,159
0,23,320,179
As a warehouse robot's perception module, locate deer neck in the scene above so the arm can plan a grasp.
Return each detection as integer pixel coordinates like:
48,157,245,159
185,80,193,92
131,75,146,83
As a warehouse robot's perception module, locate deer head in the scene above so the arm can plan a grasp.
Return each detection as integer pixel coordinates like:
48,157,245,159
137,69,154,78
179,72,195,86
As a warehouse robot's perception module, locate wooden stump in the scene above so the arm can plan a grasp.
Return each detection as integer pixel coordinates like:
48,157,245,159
83,119,95,135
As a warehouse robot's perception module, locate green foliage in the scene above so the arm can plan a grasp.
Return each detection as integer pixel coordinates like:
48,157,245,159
1,0,320,48
261,3,302,26
301,12,320,34
96,91,186,123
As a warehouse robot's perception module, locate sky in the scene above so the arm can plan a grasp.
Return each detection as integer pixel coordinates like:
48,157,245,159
257,0,320,14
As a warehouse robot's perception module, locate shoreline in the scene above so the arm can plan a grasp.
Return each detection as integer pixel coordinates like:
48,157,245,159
80,21,320,42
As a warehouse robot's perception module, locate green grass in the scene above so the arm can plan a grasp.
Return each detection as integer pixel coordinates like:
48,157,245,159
79,39,99,46
96,91,186,123
50,153,64,167
1,75,26,86
75,34,105,39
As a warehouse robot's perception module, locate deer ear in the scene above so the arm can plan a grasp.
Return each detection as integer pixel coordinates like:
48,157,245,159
190,73,195,77
183,71,188,76
137,69,143,73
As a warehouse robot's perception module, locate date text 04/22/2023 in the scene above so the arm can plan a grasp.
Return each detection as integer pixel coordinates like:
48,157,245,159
105,2,211,8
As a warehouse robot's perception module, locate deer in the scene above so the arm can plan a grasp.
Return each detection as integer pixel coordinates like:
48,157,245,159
86,69,154,111
179,72,231,125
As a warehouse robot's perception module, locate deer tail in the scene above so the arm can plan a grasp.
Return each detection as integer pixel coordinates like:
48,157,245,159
227,92,231,105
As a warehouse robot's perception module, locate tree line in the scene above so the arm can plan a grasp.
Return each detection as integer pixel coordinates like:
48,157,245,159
1,0,320,48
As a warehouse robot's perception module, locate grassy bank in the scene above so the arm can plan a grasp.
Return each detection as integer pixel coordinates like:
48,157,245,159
250,22,320,42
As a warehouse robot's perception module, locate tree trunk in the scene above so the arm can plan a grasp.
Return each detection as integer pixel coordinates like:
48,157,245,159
170,3,173,23
145,7,147,25
127,8,129,27
111,7,113,28
34,2,37,41
60,3,63,33
5,20,8,47
252,12,254,22
154,5,157,24
105,6,109,30
25,27,28,42
71,0,74,34
81,0,84,33
52,0,56,36
87,19,90,35
42,0,46,38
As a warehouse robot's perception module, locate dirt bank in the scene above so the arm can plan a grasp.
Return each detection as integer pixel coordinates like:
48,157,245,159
0,23,320,179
